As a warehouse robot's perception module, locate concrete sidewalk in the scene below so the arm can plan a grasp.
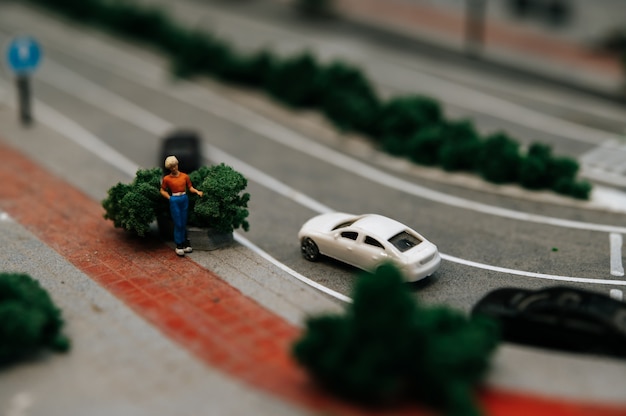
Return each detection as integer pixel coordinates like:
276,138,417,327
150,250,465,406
0,210,315,416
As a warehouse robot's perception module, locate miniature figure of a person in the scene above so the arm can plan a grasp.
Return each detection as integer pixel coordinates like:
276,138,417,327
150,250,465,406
160,156,203,256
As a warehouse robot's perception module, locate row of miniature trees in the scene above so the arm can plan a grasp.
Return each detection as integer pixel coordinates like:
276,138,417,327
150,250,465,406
27,0,591,200
102,164,250,237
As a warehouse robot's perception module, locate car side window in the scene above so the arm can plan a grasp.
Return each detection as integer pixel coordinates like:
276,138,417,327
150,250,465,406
364,236,384,248
340,231,358,240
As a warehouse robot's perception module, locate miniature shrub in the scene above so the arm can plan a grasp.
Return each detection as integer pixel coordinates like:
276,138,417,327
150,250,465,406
293,264,499,415
295,0,335,17
547,156,580,184
318,62,381,134
191,164,251,234
0,273,70,365
519,143,558,190
229,50,278,88
170,31,237,79
437,120,482,172
376,95,443,141
102,168,164,237
408,124,446,165
553,177,592,199
267,52,324,108
28,0,102,21
103,165,251,236
96,2,171,45
478,132,521,183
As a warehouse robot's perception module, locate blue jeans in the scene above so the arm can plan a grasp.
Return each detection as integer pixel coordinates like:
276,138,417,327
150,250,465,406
169,194,188,245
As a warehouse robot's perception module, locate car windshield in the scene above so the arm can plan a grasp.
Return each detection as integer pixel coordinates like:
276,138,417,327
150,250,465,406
388,231,422,253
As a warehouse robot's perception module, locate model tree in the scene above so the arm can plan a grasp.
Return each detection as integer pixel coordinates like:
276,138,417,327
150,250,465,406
102,164,250,237
0,273,70,365
189,163,250,234
293,264,499,416
102,167,164,237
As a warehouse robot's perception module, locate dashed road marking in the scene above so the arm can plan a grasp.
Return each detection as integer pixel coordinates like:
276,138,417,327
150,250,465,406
610,233,625,277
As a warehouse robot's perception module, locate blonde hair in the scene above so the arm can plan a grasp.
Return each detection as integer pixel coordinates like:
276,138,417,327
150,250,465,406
164,156,179,170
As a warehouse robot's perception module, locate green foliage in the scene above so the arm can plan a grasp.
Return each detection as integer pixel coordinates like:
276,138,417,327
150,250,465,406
267,52,324,108
228,50,278,88
103,165,251,236
552,178,592,200
478,132,521,183
0,273,70,365
293,264,499,415
193,164,251,233
294,0,335,17
28,0,103,21
97,1,171,45
437,120,482,172
102,168,164,237
170,30,237,79
318,62,381,133
376,95,443,141
407,124,446,165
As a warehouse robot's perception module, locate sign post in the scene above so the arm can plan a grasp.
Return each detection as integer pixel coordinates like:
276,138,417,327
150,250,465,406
5,36,42,126
465,0,486,58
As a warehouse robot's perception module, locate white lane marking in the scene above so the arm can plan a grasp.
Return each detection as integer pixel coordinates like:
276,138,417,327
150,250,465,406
234,233,352,303
442,253,626,286
5,61,625,293
609,289,624,301
207,145,334,215
370,62,619,146
24,51,626,234
610,233,625,277
41,59,172,136
0,76,138,178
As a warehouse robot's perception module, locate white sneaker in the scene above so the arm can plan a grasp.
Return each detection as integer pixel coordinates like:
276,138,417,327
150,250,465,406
183,246,193,253
175,246,185,256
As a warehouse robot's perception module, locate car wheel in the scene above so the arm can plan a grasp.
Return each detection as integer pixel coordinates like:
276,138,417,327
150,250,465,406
301,237,320,261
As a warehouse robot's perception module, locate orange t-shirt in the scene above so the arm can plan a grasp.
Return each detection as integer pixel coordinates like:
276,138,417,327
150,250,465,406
161,173,192,194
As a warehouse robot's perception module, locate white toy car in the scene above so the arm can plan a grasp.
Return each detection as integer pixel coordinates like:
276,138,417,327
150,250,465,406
298,213,441,282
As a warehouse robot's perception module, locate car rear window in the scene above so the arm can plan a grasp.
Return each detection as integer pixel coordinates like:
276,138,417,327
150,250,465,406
389,231,422,252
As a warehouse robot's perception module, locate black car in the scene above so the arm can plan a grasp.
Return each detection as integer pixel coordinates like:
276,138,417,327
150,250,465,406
159,130,202,173
471,286,626,359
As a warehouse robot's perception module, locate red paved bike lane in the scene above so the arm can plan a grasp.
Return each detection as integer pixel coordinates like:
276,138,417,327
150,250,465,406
1,139,624,416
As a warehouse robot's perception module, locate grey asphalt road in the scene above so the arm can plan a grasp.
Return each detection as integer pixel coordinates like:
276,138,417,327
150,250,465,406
1,0,626,406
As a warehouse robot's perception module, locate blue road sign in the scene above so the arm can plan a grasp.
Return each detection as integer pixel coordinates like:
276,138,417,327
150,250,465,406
6,36,42,75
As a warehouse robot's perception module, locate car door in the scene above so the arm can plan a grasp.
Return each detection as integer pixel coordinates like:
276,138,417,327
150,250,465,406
357,235,389,271
334,230,362,267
